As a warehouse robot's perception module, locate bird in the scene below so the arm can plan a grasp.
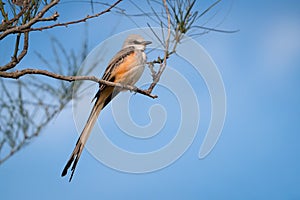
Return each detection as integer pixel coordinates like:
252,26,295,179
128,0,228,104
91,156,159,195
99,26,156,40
61,34,151,182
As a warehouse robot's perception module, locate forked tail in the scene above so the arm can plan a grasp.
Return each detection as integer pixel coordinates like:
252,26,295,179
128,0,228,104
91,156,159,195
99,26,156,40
61,98,104,182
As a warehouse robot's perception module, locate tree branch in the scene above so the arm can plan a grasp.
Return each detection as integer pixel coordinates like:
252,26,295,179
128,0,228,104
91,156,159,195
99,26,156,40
146,0,171,94
0,0,60,40
4,0,123,34
0,2,30,32
0,32,29,71
36,11,59,22
0,68,158,99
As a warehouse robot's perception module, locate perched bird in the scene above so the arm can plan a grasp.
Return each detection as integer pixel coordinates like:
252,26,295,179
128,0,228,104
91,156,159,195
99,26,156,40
61,34,151,182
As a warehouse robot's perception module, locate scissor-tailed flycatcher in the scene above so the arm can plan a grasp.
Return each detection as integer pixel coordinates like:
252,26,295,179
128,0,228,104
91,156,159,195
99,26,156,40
61,34,151,182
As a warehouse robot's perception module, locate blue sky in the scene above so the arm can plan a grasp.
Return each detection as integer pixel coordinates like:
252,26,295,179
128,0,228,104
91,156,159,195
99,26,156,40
1,0,300,199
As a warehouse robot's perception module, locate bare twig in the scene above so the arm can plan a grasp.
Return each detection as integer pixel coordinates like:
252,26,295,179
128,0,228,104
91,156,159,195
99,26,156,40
147,0,171,94
0,0,8,22
15,0,123,33
0,68,157,99
0,0,123,72
0,2,30,31
0,0,60,40
0,81,64,165
191,25,239,33
36,11,59,22
0,32,29,71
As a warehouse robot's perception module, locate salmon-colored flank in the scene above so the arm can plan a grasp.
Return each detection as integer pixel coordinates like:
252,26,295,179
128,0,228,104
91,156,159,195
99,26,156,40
113,51,136,81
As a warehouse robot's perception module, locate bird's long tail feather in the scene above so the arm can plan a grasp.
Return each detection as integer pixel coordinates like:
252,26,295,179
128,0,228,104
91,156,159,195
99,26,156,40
61,97,104,182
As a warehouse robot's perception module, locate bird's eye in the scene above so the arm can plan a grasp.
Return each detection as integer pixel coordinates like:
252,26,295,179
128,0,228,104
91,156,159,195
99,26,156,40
133,40,141,44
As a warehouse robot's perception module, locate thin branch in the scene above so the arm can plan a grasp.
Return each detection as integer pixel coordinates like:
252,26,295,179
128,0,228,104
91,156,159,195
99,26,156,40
19,0,123,33
191,25,239,33
13,33,21,58
0,2,30,32
198,0,222,19
36,11,59,22
0,0,60,40
147,0,171,93
0,32,29,71
0,0,8,22
0,68,158,99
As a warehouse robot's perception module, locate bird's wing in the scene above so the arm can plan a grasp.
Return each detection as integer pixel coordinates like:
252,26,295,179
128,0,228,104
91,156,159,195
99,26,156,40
100,46,135,91
91,46,135,106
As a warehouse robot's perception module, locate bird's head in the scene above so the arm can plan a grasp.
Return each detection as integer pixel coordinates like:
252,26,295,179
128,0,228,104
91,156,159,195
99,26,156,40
122,34,152,50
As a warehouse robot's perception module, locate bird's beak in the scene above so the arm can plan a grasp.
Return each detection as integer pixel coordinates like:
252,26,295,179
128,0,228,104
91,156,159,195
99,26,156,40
142,41,152,46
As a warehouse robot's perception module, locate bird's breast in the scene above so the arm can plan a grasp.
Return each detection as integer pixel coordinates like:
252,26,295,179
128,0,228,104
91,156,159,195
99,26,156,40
114,51,146,86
